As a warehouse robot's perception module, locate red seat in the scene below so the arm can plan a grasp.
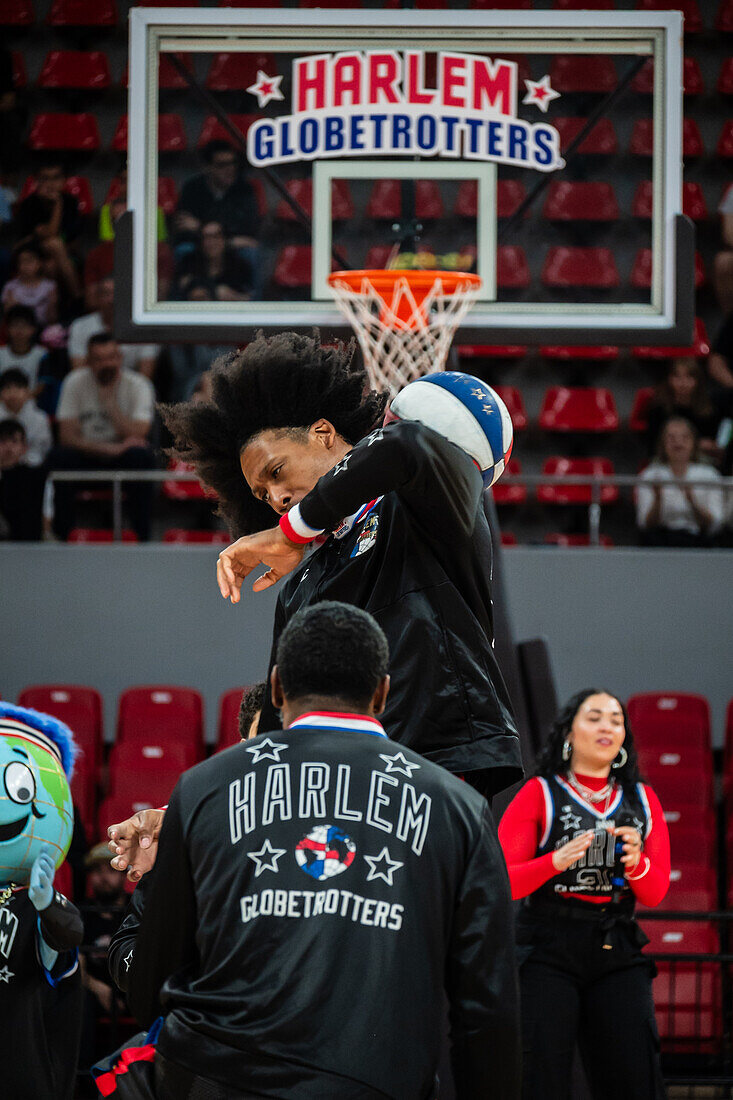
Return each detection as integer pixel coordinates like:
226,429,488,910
162,459,210,502
68,528,138,543
98,777,178,836
157,177,178,216
492,458,527,506
109,735,200,777
273,245,312,290
543,181,619,221
12,51,27,88
471,0,533,7
633,57,703,95
48,0,116,25
631,247,705,288
112,114,187,153
639,742,712,777
632,180,709,222
455,179,526,219
298,0,362,6
552,117,618,155
539,387,619,432
39,50,111,90
550,55,617,93
542,247,619,288
666,820,716,866
540,345,618,361
494,387,528,432
717,120,733,157
275,178,354,222
629,387,654,431
70,757,96,838
458,344,527,360
633,316,709,359
366,180,444,220
28,113,100,152
718,57,733,93
554,0,614,7
134,0,199,5
497,245,530,288
197,113,259,149
651,864,717,912
0,0,34,24
640,920,717,955
217,687,249,751
206,52,277,91
544,533,614,547
717,0,733,28
500,531,518,546
630,118,704,157
163,528,230,544
121,54,194,90
636,0,703,32
627,692,711,747
18,685,103,781
536,457,619,505
116,687,203,766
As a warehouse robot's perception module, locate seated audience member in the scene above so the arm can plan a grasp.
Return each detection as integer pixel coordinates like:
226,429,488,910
0,304,48,389
0,418,46,539
14,160,82,300
714,181,733,314
1,242,58,326
108,601,520,1100
68,277,159,379
498,689,670,1100
238,681,267,740
167,282,233,401
645,356,721,460
707,315,733,410
174,221,252,302
50,332,156,541
0,368,52,466
636,416,725,546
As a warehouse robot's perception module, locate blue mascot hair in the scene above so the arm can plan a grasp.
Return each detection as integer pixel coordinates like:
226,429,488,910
0,702,78,780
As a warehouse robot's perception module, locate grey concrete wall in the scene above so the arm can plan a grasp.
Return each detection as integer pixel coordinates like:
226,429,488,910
1,546,731,744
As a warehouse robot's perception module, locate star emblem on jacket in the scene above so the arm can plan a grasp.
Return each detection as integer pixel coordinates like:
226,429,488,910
379,751,421,778
245,738,288,764
247,839,287,877
559,807,582,832
0,965,14,983
364,847,403,886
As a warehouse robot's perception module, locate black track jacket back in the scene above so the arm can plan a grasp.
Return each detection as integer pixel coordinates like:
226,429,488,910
258,421,522,795
123,715,521,1099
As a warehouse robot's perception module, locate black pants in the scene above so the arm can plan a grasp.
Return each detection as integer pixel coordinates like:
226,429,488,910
517,903,666,1100
49,445,155,542
154,1053,267,1100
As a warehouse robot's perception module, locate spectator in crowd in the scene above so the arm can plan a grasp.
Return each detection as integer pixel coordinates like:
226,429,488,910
2,242,58,326
645,357,721,461
174,221,253,302
0,304,48,389
50,332,156,541
0,368,52,466
68,277,159,380
0,418,46,539
636,416,725,546
0,47,26,175
707,315,733,411
713,181,733,314
14,160,82,301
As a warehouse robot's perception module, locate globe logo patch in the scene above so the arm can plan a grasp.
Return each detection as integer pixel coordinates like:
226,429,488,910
295,825,356,881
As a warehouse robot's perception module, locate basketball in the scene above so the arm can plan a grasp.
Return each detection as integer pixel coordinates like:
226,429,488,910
390,372,514,488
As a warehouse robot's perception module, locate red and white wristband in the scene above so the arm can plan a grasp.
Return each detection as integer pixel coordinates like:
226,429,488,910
279,504,324,546
625,855,651,881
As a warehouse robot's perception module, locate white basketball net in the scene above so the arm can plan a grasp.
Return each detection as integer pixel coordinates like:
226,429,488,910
329,272,481,395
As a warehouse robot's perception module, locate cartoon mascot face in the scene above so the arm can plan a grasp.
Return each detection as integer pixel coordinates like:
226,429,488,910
0,704,76,886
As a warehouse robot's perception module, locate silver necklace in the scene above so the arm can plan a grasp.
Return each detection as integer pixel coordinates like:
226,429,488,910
568,770,615,805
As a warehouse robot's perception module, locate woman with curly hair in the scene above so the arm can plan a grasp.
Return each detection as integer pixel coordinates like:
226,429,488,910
498,689,670,1099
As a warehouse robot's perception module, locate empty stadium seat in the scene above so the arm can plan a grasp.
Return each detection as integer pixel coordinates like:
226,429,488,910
627,692,711,747
454,179,526,219
641,920,717,955
494,387,528,432
497,246,530,288
636,0,702,31
652,864,717,912
206,51,277,90
68,529,138,543
109,735,200,776
633,316,709,359
217,687,248,751
631,247,705,288
500,532,519,546
48,0,116,25
28,113,100,152
366,179,444,220
117,686,204,754
719,58,733,93
197,113,260,148
0,0,34,24
550,54,617,93
39,50,111,89
121,53,194,89
629,386,654,431
273,245,312,290
630,117,704,157
542,247,620,288
665,820,716,866
536,457,619,505
633,57,703,95
553,117,618,155
457,344,527,360
540,345,618,360
162,459,209,501
492,458,527,505
112,114,187,153
539,387,619,432
544,533,614,547
543,181,619,221
632,180,709,222
717,120,733,157
163,529,231,544
275,178,354,222
18,685,103,779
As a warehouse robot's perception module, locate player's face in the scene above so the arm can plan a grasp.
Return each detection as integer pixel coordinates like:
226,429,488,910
567,692,626,774
240,421,348,515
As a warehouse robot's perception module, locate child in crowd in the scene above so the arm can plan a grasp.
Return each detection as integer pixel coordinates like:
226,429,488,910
646,357,722,462
0,368,52,466
2,242,58,326
0,304,48,390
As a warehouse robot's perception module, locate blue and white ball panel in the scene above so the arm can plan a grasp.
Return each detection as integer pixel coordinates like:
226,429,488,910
391,371,513,488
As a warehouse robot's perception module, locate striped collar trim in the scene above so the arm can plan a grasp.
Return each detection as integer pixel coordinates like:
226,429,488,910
287,711,387,737
0,719,63,765
555,773,624,819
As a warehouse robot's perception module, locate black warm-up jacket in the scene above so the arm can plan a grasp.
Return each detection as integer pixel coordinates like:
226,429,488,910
258,420,522,796
111,718,521,1099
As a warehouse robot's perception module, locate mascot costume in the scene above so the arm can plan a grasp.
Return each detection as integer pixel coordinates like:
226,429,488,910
0,702,83,1099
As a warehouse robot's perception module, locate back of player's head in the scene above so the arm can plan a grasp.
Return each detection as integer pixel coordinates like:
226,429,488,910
161,332,387,536
276,601,389,709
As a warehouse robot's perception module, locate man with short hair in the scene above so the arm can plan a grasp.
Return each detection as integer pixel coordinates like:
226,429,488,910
176,141,260,251
112,602,520,1100
50,333,156,540
68,277,159,378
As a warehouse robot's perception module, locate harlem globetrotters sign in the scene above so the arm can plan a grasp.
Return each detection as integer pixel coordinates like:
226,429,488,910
246,50,565,173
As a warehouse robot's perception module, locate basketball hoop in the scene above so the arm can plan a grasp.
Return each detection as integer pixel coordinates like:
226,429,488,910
327,269,482,395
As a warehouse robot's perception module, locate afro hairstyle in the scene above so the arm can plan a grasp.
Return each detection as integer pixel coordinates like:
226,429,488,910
160,332,387,537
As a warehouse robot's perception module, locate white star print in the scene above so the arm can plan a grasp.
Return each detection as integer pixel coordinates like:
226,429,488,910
366,429,384,446
559,808,582,831
0,966,13,983
364,847,403,886
245,737,289,764
246,70,284,108
333,455,351,475
247,838,287,877
123,949,133,972
522,75,560,113
379,751,421,778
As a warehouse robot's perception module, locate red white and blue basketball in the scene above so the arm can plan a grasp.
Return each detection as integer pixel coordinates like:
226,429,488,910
295,825,356,881
390,372,514,488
